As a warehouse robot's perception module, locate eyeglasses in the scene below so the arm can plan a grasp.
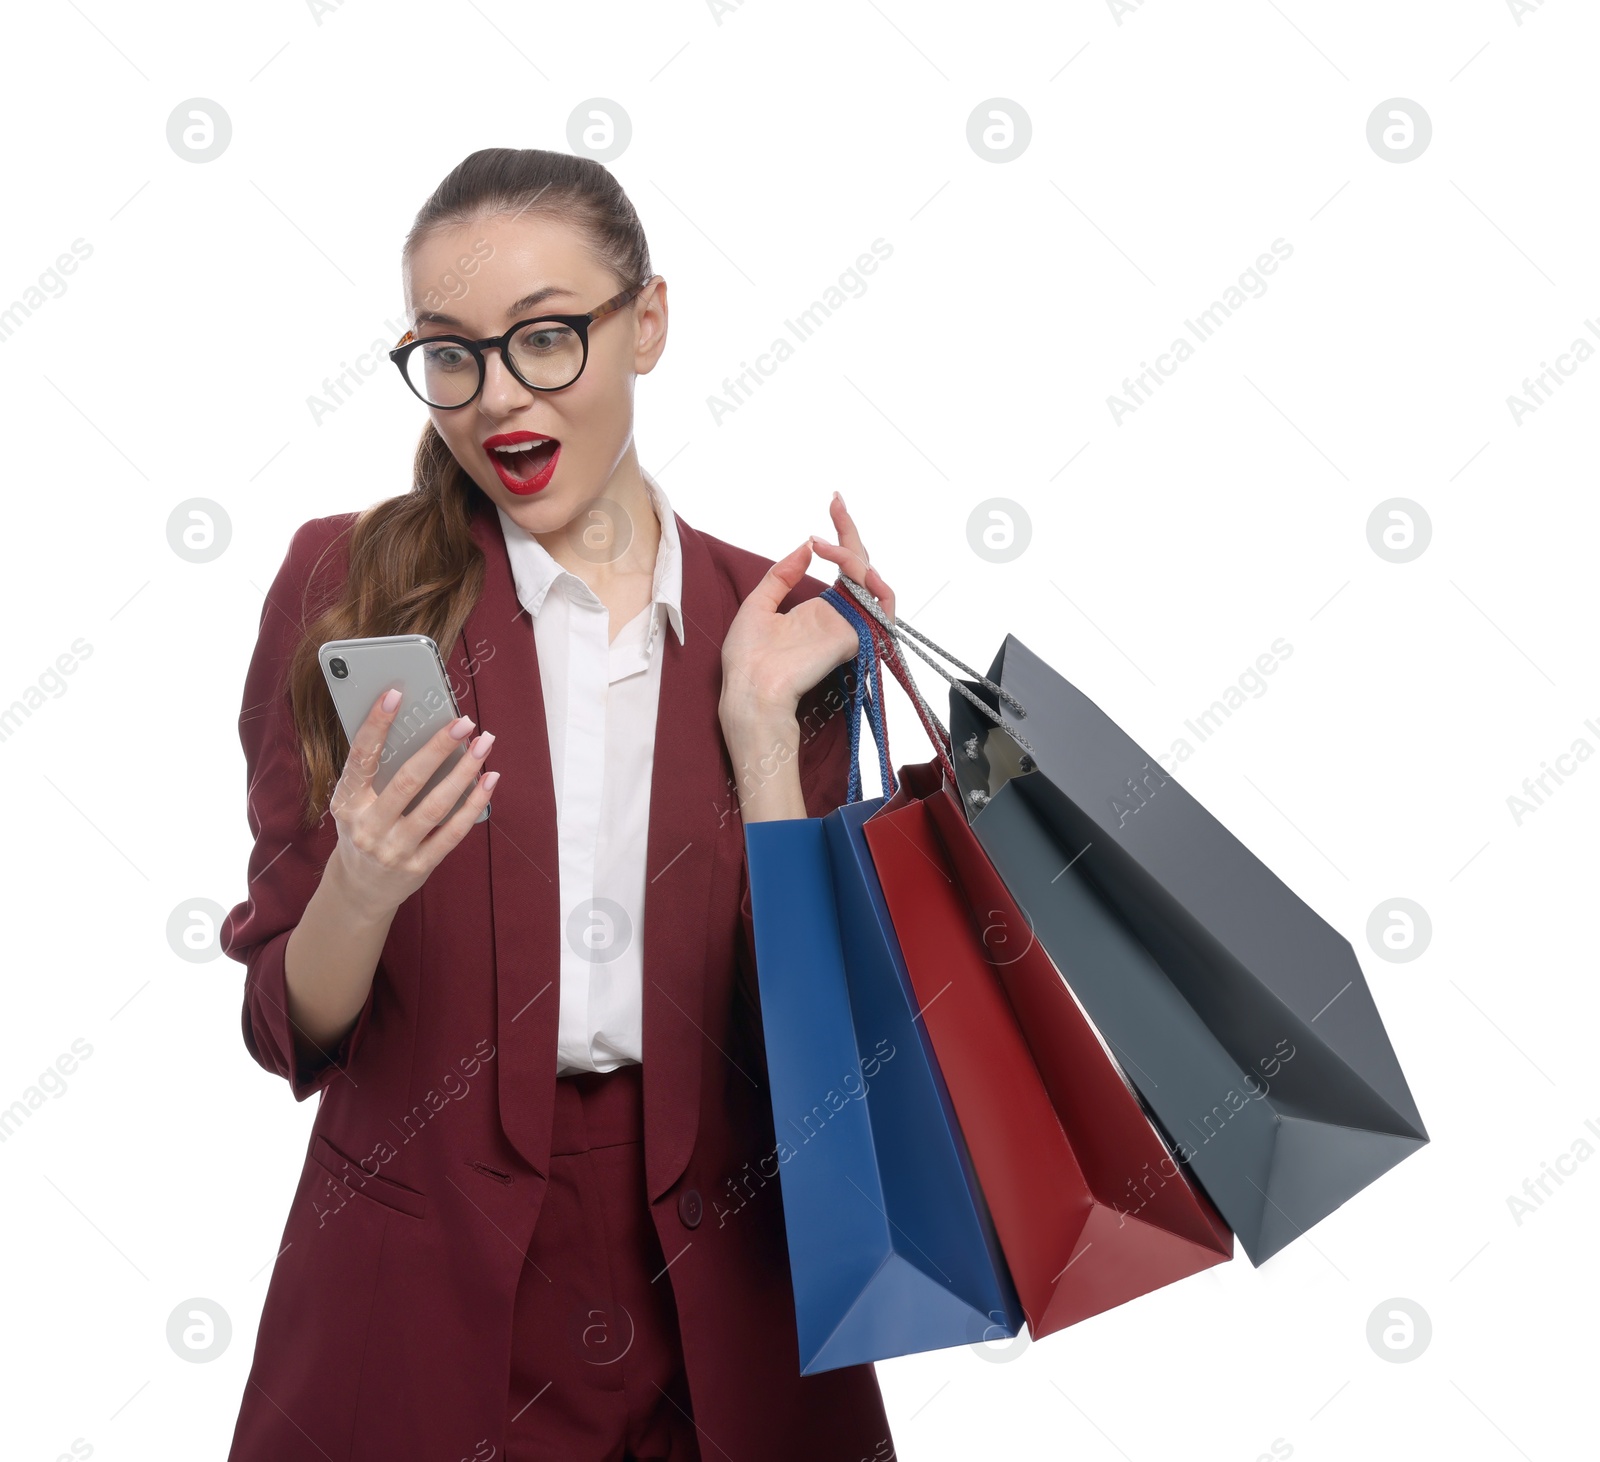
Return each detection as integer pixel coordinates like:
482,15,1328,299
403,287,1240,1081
389,276,656,409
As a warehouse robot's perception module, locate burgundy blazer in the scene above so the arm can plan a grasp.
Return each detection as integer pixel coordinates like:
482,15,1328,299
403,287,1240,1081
220,484,895,1462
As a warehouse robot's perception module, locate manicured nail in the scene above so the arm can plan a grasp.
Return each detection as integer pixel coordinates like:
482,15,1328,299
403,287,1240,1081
382,688,402,712
470,731,495,760
482,770,501,794
450,715,476,740
835,490,845,508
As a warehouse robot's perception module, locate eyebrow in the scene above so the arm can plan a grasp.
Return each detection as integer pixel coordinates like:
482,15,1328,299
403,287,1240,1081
413,285,577,329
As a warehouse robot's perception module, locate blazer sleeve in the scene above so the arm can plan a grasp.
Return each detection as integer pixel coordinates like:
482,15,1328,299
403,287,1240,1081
219,517,378,1102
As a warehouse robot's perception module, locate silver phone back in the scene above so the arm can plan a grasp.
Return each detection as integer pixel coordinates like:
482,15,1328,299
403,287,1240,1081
316,634,490,825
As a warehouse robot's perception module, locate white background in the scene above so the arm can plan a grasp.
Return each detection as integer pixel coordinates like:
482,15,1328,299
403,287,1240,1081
1,1,1594,1459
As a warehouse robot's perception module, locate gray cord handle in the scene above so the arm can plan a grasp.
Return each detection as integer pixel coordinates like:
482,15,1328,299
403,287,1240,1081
832,573,1034,756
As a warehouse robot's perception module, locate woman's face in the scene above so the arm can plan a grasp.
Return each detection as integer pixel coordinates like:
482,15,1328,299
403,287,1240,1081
402,214,665,531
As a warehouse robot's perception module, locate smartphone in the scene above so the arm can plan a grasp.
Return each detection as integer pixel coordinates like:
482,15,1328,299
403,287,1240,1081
317,634,491,825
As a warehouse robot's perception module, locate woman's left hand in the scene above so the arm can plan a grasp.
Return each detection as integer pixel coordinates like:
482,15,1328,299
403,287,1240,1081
719,490,896,734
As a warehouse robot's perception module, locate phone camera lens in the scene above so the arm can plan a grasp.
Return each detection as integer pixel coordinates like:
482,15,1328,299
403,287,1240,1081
329,657,349,679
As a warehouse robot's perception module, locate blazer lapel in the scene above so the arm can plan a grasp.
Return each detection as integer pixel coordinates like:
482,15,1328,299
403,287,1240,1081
461,493,562,1179
637,513,727,1201
457,487,724,1199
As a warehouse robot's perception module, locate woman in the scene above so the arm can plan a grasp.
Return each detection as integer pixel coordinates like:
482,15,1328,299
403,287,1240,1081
220,148,900,1462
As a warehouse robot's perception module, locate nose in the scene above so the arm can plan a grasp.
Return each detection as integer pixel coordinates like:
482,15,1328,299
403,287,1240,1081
477,345,535,415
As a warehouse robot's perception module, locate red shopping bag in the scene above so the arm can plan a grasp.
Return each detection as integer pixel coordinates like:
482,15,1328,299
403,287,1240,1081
853,598,1232,1337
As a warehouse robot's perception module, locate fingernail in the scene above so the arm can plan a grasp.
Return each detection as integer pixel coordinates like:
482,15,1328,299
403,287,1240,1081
834,490,844,506
382,688,402,712
470,731,495,760
481,770,501,794
450,715,476,740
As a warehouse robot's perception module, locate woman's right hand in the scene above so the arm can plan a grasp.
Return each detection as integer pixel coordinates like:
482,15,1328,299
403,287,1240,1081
326,688,498,919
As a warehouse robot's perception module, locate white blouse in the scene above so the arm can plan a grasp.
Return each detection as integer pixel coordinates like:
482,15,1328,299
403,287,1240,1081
494,472,685,1075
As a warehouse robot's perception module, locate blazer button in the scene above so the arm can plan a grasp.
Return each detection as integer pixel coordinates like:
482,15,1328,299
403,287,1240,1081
678,1187,703,1229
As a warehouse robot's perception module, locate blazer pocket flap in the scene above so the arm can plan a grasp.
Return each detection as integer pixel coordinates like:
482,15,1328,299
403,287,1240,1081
311,1133,427,1218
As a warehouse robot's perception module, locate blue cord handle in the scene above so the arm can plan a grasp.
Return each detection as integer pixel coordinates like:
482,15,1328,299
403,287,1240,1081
822,586,887,803
821,585,897,804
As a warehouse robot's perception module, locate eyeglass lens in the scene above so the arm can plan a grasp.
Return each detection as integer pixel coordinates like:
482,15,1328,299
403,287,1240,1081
403,320,585,406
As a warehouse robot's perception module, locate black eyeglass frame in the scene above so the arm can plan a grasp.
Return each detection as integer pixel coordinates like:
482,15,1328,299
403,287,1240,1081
389,275,656,409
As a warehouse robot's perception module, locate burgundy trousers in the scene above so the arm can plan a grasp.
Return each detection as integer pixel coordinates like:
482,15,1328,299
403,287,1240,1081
506,1061,702,1462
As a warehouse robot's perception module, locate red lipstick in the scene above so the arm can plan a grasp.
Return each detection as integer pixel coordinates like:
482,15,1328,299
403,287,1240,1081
483,430,561,495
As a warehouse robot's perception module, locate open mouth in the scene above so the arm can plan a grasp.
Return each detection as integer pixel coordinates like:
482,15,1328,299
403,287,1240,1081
484,433,561,493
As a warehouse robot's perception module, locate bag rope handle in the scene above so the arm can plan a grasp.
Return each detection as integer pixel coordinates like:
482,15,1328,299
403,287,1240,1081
829,572,1035,757
819,585,896,803
861,610,959,788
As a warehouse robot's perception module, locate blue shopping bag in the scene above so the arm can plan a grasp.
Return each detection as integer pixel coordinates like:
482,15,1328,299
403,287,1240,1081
744,589,1024,1374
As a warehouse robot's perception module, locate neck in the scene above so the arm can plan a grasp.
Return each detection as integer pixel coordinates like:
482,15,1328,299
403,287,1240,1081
529,450,661,594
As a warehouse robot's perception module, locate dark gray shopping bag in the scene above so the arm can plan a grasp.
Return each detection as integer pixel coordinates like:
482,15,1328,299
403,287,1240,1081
944,634,1429,1266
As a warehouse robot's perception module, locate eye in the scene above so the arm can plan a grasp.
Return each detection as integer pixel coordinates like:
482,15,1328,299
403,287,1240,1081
516,324,577,353
422,341,472,371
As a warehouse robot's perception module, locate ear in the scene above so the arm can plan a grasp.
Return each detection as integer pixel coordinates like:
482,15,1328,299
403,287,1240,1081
634,276,668,375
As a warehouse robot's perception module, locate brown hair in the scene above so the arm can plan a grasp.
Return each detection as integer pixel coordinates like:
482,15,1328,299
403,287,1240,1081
284,148,654,828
